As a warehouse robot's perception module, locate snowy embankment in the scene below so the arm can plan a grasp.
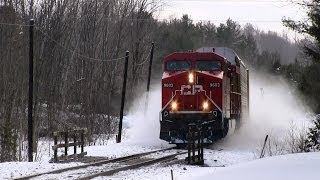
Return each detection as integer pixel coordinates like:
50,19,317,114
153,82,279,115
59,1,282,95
191,152,320,180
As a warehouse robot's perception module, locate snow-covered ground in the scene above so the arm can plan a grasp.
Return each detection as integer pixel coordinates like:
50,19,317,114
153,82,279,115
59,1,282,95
2,143,318,180
191,152,320,180
0,72,318,180
1,142,319,180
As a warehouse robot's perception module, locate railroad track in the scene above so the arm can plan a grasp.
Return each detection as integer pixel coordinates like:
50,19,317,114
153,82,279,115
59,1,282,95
16,147,186,180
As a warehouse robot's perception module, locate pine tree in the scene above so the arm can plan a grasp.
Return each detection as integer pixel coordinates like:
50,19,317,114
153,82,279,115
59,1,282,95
283,1,320,63
283,1,320,111
283,1,320,151
305,115,320,152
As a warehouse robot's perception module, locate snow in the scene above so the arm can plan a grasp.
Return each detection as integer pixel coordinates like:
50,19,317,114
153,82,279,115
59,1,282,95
123,88,165,146
90,146,256,180
1,143,319,179
86,142,173,158
0,161,82,179
190,152,320,180
0,142,165,179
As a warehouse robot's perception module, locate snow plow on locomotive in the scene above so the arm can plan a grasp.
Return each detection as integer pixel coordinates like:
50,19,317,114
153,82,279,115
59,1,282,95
159,47,249,144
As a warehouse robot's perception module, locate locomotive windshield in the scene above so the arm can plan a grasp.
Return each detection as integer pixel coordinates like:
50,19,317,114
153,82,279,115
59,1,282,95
166,60,191,71
196,60,221,71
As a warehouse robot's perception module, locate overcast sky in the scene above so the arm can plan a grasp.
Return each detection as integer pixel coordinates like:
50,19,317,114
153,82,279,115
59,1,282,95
158,0,307,36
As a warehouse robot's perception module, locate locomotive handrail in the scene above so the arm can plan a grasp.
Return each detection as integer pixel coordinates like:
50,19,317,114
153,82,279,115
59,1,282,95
161,89,182,111
203,93,222,112
230,91,242,95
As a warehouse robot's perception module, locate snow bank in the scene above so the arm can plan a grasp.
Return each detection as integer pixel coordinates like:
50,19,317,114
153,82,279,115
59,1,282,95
191,152,320,180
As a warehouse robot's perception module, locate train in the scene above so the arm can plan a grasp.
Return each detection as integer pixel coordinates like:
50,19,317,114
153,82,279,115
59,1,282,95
159,47,249,144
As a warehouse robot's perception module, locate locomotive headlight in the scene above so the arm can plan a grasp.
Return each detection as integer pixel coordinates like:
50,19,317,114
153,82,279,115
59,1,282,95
171,101,178,110
203,101,209,110
188,73,194,84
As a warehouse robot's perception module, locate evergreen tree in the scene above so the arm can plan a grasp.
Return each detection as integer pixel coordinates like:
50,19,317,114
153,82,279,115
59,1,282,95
305,115,320,152
283,1,320,112
283,1,320,63
283,1,320,151
216,18,243,48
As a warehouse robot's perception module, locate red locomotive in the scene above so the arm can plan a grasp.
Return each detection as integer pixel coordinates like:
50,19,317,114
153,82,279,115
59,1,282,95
160,47,249,144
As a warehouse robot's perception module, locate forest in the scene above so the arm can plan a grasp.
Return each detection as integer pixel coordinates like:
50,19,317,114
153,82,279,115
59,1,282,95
0,0,319,161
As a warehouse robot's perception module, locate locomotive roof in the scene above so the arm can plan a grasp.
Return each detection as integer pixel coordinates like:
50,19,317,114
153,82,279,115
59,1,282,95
196,47,243,66
164,52,226,63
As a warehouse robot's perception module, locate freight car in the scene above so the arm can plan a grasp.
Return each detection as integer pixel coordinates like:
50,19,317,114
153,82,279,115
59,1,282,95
159,47,249,144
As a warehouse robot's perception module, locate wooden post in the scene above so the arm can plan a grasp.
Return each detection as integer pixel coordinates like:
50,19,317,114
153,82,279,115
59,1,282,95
247,69,250,116
81,132,84,153
65,131,68,156
54,134,58,163
200,131,203,161
146,42,154,92
187,125,192,164
117,51,129,143
187,139,191,164
28,19,34,162
171,169,174,180
260,135,269,158
144,43,155,115
198,130,201,161
192,131,195,162
73,134,77,155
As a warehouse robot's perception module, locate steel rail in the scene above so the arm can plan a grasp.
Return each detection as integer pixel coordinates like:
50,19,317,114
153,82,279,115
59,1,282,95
15,147,176,180
78,151,187,180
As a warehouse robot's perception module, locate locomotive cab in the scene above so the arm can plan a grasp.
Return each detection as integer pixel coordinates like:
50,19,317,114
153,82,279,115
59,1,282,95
160,52,231,144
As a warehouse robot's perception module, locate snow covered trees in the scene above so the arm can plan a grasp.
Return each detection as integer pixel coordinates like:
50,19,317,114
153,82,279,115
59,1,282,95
0,3,26,162
0,0,160,161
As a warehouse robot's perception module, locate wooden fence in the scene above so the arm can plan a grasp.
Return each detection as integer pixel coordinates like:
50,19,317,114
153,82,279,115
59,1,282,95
52,129,87,163
186,124,204,165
